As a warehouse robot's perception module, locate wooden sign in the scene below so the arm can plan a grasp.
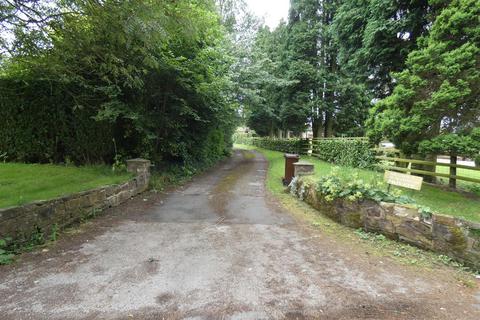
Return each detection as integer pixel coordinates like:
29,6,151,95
384,170,423,191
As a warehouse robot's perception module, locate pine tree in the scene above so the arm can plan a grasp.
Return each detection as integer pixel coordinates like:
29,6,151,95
367,0,480,156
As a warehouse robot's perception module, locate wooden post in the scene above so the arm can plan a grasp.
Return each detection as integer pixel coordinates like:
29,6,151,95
449,154,457,189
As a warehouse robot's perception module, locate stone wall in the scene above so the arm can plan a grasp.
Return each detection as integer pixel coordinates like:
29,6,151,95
0,159,151,244
291,178,480,270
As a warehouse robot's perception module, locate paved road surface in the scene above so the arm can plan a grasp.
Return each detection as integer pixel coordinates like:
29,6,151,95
1,150,479,319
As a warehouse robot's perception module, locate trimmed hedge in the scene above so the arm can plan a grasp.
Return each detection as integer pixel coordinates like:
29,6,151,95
237,136,375,168
313,139,376,168
250,137,307,154
0,79,114,164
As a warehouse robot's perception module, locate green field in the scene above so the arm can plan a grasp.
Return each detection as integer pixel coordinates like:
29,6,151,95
0,163,132,208
235,144,480,223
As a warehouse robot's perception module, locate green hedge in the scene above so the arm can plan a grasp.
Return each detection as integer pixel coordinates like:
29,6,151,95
249,137,307,154
312,139,376,168
237,136,375,168
0,79,114,164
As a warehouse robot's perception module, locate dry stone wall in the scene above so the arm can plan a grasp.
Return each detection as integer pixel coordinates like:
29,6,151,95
0,159,151,244
291,178,480,270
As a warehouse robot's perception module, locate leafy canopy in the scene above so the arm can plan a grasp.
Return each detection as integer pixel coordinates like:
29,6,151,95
367,0,480,155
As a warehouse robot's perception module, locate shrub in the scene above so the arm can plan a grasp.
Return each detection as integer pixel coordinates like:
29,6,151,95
315,173,412,204
250,137,307,154
0,1,236,166
289,167,434,219
313,139,376,168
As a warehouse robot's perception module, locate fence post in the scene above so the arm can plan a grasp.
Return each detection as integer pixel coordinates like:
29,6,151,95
449,155,457,189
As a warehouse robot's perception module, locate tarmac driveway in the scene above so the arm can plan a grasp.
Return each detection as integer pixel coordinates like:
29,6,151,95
0,150,479,319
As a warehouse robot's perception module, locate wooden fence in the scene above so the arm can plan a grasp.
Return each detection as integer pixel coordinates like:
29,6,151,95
376,156,480,188
257,136,480,188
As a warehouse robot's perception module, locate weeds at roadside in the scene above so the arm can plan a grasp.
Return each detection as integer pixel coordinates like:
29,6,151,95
0,226,47,265
0,238,14,265
50,224,59,242
23,226,46,251
149,155,231,193
1,208,102,265
81,208,100,223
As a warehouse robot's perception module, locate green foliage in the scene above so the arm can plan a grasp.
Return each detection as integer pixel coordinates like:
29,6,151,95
249,137,307,154
419,132,480,157
24,226,45,250
313,169,413,205
313,139,376,168
0,237,14,265
291,167,435,219
237,145,480,222
149,158,218,193
50,224,58,242
355,229,387,243
239,24,305,137
0,0,236,166
367,0,480,155
239,0,372,138
333,0,434,97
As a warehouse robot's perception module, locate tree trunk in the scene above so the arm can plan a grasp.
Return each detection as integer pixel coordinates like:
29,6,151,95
312,115,323,138
324,111,334,137
449,154,457,189
423,154,437,184
269,122,274,138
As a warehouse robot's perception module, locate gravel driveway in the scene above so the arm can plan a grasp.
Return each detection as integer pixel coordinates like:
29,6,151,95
1,150,479,319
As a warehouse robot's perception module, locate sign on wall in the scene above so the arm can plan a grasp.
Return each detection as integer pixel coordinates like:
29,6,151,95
384,170,423,191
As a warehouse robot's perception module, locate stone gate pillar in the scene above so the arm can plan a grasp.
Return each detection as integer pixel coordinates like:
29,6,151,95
126,159,151,192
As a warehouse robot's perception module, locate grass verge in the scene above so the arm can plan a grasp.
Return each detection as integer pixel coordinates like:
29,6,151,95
0,163,132,208
235,144,478,283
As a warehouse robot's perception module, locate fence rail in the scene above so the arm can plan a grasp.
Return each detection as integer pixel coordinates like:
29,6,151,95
376,156,480,185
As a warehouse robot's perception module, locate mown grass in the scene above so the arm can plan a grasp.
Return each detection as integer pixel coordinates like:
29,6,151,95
0,163,132,208
234,144,480,223
436,165,480,194
235,144,478,281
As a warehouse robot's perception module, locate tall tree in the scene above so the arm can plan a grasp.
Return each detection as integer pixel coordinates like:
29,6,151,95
367,0,480,156
284,0,370,137
1,0,237,165
333,0,435,98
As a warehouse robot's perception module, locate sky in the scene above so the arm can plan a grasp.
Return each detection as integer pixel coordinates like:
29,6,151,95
245,0,290,29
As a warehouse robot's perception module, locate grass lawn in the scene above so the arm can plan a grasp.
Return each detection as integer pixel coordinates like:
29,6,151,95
435,166,480,193
0,163,132,208
235,144,480,223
